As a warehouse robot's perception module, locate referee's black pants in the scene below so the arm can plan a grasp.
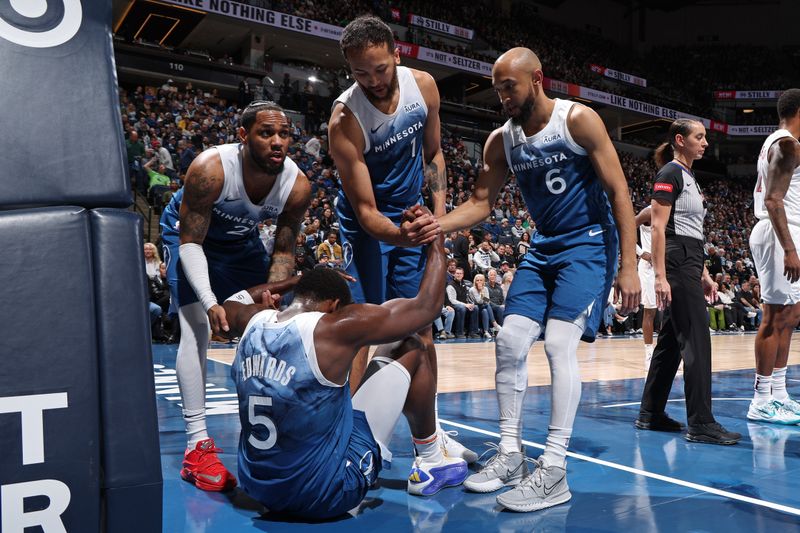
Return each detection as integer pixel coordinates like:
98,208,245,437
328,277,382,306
639,236,715,426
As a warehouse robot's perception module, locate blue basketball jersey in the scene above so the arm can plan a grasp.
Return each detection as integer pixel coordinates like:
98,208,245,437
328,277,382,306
231,310,356,515
334,66,427,238
501,99,614,239
161,143,298,251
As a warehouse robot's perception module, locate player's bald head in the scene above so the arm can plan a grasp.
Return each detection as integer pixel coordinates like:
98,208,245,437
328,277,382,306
493,47,541,79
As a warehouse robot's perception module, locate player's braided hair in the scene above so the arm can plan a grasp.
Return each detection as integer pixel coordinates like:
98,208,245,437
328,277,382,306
241,100,284,132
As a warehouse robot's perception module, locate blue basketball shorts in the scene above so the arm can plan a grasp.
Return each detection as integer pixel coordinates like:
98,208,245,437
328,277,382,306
339,228,425,305
161,228,269,311
297,410,382,519
505,223,618,342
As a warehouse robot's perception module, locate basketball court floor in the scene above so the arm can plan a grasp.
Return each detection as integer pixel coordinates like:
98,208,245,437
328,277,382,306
153,332,800,532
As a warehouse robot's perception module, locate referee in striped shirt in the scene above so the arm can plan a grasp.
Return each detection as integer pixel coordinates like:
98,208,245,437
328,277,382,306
635,119,741,445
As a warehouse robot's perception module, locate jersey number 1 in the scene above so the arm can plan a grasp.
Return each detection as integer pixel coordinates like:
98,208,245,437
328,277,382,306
248,395,278,450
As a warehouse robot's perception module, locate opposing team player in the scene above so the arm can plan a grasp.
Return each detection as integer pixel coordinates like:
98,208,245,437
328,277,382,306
748,88,800,425
636,205,658,370
329,15,475,462
413,47,640,512
160,101,311,491
223,230,468,519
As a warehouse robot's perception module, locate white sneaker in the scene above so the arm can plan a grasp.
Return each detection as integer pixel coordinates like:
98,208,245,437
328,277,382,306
774,397,800,417
407,455,468,496
439,430,478,464
464,444,528,493
496,457,571,512
747,399,800,425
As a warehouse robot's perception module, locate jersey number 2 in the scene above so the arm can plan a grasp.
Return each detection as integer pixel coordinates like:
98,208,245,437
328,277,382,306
248,395,278,450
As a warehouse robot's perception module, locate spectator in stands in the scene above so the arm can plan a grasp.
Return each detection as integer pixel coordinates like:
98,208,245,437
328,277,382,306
516,230,531,259
446,267,476,339
152,139,174,171
706,246,723,277
434,305,456,340
316,231,343,266
487,268,505,327
468,274,496,339
706,283,726,331
126,130,146,193
294,232,315,273
144,242,162,278
736,281,762,329
452,228,472,274
473,241,500,276
143,156,173,207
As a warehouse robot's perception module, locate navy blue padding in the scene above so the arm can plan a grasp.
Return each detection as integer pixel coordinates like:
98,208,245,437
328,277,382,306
0,207,100,531
90,209,161,530
0,1,129,209
103,483,162,533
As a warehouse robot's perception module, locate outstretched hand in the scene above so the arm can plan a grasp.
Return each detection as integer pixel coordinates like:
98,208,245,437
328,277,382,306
400,204,441,246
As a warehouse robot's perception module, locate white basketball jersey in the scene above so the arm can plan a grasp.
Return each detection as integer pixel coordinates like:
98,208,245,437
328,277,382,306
639,223,652,254
754,129,800,223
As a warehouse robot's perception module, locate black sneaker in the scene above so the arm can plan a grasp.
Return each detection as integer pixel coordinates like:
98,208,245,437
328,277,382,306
634,413,685,432
685,422,741,445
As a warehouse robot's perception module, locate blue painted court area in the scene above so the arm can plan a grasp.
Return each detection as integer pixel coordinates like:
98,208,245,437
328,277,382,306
152,344,800,532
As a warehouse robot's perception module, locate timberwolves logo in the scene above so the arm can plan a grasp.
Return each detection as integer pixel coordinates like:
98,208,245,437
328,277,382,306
0,0,82,48
342,242,354,271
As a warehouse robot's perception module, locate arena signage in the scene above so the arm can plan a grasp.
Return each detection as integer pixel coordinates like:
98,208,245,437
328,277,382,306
589,64,647,88
161,0,343,40
414,46,493,76
1,393,71,532
714,90,783,100
408,14,474,40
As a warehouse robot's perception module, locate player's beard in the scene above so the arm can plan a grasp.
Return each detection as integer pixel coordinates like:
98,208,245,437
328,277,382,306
510,91,535,125
366,66,399,103
250,150,285,175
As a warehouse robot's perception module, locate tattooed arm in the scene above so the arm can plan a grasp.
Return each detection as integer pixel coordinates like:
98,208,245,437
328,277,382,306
416,69,447,218
178,151,227,331
268,170,312,282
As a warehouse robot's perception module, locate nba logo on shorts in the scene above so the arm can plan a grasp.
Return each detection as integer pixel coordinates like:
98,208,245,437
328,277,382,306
0,0,83,48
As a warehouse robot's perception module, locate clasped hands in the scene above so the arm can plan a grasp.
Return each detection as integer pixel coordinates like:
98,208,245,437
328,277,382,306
400,204,441,246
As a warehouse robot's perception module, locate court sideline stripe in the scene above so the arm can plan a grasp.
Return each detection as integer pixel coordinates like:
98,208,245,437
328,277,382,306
205,355,800,515
438,417,800,517
602,397,752,408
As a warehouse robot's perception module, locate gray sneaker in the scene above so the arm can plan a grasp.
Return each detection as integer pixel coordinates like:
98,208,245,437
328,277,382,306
496,458,571,512
463,444,528,493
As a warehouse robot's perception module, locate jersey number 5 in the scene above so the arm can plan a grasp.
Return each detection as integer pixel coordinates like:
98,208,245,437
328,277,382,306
545,168,567,195
248,395,278,450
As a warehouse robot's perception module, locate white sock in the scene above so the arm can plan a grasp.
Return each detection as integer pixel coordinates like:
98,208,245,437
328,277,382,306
434,392,444,435
413,433,444,464
644,344,654,371
185,410,209,449
772,367,789,401
499,418,522,454
754,373,772,403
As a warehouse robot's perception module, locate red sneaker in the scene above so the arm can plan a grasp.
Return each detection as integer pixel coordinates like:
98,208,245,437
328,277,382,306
180,438,237,491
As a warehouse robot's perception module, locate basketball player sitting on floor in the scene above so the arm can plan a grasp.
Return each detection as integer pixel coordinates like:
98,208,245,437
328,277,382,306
221,228,468,520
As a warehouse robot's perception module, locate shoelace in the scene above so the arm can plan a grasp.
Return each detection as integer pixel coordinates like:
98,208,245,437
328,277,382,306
197,440,223,456
475,442,504,468
771,400,798,417
517,457,545,490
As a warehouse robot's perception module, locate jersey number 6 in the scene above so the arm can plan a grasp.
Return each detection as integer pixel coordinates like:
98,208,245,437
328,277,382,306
248,395,278,450
545,168,566,195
